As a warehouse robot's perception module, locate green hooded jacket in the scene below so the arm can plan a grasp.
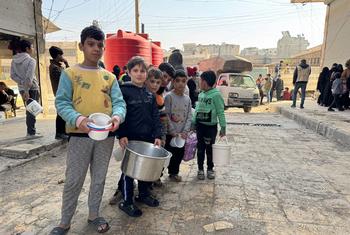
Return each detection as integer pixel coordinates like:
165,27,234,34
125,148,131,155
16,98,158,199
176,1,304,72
193,88,226,128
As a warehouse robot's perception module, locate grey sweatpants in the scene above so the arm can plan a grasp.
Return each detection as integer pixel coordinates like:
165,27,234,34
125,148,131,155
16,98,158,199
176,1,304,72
60,136,114,225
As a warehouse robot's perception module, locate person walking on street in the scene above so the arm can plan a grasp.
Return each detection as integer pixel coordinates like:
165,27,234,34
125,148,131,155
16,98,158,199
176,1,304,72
49,46,69,139
10,39,40,137
291,59,311,109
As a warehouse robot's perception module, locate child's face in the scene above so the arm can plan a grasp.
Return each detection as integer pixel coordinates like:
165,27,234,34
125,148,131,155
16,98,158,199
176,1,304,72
79,37,104,65
146,77,161,94
200,78,209,91
161,72,172,87
173,76,187,94
129,64,147,87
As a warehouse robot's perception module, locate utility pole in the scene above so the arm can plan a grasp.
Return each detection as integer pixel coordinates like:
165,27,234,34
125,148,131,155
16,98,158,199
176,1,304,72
135,0,140,33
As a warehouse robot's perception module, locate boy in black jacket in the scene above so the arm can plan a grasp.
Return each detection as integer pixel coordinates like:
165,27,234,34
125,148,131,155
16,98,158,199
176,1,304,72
115,56,162,217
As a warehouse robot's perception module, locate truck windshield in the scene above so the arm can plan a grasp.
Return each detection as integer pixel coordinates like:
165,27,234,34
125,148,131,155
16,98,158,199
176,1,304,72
228,75,256,88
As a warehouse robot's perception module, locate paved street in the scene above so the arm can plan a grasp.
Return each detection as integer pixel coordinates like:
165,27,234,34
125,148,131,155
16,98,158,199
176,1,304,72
1,112,350,235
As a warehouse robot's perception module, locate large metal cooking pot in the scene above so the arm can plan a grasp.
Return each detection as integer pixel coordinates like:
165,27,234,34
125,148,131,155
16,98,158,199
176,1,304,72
121,141,172,182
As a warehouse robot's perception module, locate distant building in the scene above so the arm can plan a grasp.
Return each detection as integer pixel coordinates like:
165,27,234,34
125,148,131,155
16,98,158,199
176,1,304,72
290,45,322,67
240,47,259,56
176,43,240,66
277,31,309,59
240,47,277,66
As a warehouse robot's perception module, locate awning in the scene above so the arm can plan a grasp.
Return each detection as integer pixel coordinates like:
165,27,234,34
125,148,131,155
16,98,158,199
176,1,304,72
42,16,61,34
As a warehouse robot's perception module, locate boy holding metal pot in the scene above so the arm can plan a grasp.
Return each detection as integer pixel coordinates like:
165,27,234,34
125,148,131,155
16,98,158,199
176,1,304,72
113,56,163,217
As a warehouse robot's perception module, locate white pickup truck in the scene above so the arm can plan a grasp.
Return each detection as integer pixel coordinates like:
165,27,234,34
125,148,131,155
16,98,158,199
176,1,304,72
216,72,260,113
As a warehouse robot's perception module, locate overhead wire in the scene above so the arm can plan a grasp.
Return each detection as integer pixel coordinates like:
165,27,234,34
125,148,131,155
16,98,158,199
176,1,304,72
44,0,55,35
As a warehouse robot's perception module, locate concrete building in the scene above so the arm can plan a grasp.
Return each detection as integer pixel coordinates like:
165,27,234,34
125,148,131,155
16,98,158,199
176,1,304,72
292,0,350,67
0,0,60,113
179,43,240,66
183,43,240,57
240,47,278,66
277,31,309,59
290,45,322,67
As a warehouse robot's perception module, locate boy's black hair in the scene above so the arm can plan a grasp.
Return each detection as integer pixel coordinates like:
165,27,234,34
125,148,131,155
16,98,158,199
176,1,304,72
126,56,147,71
113,65,121,77
19,39,32,52
148,68,162,80
49,46,63,59
80,25,105,44
200,70,216,87
158,62,175,78
174,69,187,80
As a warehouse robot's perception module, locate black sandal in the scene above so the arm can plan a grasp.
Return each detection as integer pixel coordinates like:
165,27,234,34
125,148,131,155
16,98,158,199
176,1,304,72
87,217,110,233
135,195,160,207
118,201,142,217
49,226,70,235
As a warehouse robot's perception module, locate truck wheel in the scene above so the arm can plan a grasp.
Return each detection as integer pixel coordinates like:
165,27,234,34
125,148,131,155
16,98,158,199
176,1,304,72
243,106,252,113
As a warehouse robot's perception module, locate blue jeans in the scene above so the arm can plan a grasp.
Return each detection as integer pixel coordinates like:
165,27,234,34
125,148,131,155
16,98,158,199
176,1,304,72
292,82,307,107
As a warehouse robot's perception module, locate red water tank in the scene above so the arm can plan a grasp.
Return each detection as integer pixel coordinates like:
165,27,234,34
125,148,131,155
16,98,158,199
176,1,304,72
104,30,152,72
151,41,163,67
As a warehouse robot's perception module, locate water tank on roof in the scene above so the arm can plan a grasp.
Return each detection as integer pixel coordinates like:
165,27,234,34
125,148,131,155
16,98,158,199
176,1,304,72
104,30,152,72
151,41,163,67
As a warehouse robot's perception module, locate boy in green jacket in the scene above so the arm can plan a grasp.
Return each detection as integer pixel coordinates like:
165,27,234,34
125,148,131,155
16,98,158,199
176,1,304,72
193,71,226,180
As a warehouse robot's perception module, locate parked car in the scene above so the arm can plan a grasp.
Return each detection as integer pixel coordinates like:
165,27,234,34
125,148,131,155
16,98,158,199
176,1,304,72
216,72,260,113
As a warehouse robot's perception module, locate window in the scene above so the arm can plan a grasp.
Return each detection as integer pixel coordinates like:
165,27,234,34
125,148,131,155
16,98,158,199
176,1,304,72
229,75,256,88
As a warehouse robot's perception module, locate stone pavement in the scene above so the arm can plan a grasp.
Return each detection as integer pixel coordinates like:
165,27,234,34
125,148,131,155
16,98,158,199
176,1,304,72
0,115,64,172
1,113,350,235
270,100,350,146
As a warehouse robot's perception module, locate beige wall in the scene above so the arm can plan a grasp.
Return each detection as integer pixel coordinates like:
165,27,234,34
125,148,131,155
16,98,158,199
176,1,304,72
323,0,350,67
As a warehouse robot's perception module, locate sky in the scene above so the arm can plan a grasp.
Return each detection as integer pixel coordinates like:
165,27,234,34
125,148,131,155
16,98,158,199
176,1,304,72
43,0,327,51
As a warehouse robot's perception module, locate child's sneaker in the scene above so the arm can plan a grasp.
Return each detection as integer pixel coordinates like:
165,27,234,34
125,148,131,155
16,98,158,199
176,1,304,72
197,170,205,180
118,201,142,217
169,174,182,182
207,170,215,180
135,195,160,207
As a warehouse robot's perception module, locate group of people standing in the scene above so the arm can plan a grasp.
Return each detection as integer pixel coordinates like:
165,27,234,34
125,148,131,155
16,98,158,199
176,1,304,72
317,60,350,111
256,61,287,105
41,25,227,235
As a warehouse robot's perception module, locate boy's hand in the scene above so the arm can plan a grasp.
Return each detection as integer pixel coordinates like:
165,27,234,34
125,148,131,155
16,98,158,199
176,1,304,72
154,138,162,146
23,92,30,101
119,137,128,149
219,127,226,137
109,116,121,132
79,117,93,133
180,133,187,139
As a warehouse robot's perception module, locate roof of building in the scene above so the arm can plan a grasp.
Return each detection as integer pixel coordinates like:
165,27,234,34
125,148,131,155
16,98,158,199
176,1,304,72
291,45,322,58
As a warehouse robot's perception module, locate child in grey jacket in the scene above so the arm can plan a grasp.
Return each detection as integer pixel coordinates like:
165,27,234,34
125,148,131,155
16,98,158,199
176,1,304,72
328,72,344,112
